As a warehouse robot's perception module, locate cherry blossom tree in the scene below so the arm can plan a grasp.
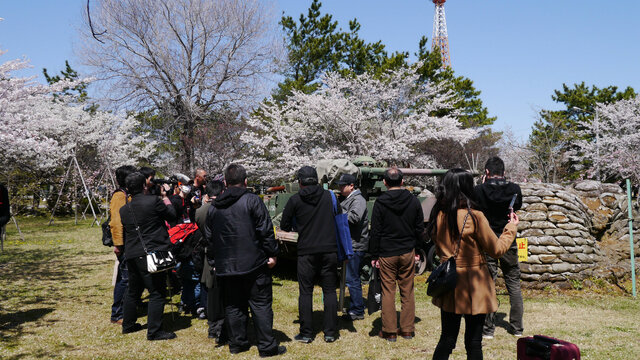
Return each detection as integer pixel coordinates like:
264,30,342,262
496,127,536,183
573,96,640,184
242,64,477,181
0,50,154,174
1,52,64,169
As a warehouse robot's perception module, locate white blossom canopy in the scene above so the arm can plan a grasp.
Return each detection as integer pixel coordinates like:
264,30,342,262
242,64,477,181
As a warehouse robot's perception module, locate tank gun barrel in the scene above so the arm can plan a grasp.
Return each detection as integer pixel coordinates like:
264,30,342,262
358,167,449,176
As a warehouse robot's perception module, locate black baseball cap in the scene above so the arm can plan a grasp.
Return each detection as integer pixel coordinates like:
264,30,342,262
336,174,357,185
297,166,318,182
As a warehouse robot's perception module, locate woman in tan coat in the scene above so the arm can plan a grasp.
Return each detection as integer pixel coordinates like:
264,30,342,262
429,169,518,360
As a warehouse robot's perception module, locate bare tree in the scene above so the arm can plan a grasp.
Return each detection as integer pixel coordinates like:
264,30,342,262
497,127,535,183
528,111,576,183
79,0,282,171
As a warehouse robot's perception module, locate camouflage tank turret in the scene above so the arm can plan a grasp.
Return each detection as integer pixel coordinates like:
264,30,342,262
263,157,449,275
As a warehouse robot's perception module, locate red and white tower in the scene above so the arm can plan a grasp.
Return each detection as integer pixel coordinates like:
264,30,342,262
431,0,451,68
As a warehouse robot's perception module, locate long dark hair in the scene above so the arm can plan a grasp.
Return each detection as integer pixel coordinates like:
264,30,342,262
428,168,478,240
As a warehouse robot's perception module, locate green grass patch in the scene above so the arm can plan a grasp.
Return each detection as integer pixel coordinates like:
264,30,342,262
1,217,640,359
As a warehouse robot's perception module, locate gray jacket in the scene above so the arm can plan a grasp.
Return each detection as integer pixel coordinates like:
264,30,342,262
340,189,369,252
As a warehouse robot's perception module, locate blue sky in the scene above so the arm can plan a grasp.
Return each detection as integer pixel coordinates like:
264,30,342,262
1,0,639,140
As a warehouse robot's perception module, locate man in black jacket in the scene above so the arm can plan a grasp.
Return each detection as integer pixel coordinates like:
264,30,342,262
280,166,339,344
474,156,524,339
0,183,10,247
369,168,424,342
206,164,285,357
120,172,177,341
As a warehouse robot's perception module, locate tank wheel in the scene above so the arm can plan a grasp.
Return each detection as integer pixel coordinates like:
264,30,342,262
426,245,439,272
415,248,427,275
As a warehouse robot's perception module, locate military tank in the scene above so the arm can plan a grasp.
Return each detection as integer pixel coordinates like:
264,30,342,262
263,156,446,275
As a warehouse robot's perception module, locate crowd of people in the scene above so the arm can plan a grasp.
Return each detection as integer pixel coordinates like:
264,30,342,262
106,156,522,359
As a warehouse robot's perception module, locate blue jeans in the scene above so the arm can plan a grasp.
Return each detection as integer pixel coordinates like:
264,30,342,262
346,251,365,316
178,260,201,312
111,254,129,321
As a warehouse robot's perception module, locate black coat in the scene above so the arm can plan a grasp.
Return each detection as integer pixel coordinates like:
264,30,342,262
206,187,279,276
120,194,177,260
0,184,9,227
369,189,424,259
474,178,522,236
280,185,337,256
474,178,522,253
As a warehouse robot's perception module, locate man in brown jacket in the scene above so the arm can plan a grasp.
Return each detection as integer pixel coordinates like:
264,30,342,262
109,165,136,324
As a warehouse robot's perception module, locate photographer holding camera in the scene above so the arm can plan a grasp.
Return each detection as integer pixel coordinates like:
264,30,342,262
120,172,177,340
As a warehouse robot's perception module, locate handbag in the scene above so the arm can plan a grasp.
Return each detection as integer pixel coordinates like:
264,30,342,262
367,267,382,315
126,198,176,273
101,219,114,247
426,210,470,297
331,191,353,262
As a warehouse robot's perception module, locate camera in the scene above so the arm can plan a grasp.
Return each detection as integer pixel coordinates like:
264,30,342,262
151,173,194,197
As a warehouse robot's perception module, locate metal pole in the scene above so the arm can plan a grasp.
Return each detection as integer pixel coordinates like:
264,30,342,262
73,165,78,225
626,179,637,297
11,215,24,241
74,156,99,225
595,110,600,181
49,158,74,225
338,260,348,313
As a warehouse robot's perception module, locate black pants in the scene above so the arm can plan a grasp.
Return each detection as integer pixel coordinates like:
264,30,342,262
297,252,338,338
207,273,226,341
433,310,486,360
123,256,167,338
484,247,524,335
219,266,277,354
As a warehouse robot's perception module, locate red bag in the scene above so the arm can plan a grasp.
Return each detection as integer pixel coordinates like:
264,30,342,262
168,223,199,244
517,335,581,360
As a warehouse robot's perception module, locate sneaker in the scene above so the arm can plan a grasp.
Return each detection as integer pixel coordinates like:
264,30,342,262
348,312,365,320
147,331,177,341
324,335,337,343
513,331,523,337
482,334,494,340
259,345,287,357
196,307,207,320
294,333,314,343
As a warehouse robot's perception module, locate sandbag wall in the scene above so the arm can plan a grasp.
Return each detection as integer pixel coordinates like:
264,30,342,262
515,181,640,288
516,183,604,289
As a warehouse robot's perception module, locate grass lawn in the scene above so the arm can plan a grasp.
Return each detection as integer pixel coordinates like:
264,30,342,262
1,217,639,359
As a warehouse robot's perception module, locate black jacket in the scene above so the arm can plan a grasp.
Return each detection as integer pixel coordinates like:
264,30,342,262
206,187,279,276
169,194,195,225
120,194,177,260
474,178,522,241
280,185,337,256
369,189,424,258
0,184,10,227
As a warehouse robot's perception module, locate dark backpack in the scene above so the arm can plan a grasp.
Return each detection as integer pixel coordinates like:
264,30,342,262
101,189,126,247
101,219,114,247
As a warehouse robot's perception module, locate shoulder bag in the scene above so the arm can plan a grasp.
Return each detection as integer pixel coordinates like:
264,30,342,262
367,266,382,314
331,191,353,262
426,210,470,297
126,198,176,273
